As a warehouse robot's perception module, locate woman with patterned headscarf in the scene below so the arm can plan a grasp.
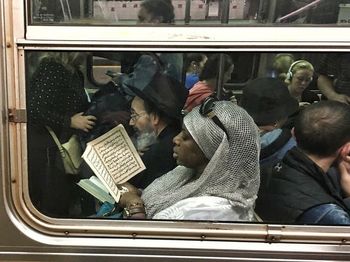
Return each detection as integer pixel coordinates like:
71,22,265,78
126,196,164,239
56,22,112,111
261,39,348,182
120,100,260,221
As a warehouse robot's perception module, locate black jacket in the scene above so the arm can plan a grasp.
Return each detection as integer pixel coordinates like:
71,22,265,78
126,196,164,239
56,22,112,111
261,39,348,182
256,147,349,223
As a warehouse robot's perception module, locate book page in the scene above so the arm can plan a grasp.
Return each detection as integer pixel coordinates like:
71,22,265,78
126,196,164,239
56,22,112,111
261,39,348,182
82,124,145,202
77,178,115,204
89,175,109,193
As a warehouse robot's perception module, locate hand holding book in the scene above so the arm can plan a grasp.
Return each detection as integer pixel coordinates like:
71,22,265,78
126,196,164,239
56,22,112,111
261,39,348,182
79,124,145,203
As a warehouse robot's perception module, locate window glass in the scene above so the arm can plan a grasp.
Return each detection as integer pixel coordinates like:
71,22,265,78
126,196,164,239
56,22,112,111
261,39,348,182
26,51,350,227
28,0,350,26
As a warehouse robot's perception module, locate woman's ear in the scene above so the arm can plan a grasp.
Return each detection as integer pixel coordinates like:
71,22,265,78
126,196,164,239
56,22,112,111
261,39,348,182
339,142,350,160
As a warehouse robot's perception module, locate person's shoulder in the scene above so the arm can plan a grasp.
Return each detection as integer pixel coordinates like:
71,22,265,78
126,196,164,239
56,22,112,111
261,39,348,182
298,203,350,225
38,58,66,72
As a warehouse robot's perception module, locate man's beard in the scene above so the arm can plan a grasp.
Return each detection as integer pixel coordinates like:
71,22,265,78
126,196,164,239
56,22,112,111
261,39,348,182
133,124,158,152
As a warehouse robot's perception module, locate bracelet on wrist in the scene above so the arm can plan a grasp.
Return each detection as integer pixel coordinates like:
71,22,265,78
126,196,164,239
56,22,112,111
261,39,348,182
123,202,146,218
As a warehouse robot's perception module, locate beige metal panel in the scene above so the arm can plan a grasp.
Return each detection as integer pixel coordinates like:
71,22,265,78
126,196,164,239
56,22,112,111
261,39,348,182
3,1,350,258
8,47,350,248
25,26,350,44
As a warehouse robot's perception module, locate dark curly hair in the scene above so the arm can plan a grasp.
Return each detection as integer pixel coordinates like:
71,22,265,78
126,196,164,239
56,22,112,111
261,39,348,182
140,0,175,24
199,54,233,81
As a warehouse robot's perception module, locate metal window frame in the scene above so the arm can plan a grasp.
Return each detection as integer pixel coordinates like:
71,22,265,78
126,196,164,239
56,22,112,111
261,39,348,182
4,0,350,250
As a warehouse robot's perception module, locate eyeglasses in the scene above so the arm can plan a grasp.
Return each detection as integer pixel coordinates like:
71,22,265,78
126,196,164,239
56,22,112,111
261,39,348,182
130,110,147,121
199,96,229,139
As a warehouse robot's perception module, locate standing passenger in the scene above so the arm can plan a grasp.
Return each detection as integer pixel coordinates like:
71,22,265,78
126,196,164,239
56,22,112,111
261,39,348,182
27,52,96,217
184,53,208,90
184,54,234,112
317,53,350,104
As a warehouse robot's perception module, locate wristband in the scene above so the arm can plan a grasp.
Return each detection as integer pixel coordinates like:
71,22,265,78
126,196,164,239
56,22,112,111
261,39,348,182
123,202,146,218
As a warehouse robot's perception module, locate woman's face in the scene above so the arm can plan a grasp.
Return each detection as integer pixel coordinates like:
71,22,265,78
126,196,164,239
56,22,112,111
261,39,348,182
290,69,313,95
173,126,208,172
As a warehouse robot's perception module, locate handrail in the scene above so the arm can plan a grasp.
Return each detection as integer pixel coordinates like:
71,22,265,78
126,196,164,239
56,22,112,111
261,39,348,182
276,0,322,23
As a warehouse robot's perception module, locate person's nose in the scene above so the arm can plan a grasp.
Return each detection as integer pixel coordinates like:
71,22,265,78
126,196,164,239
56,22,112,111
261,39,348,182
173,134,180,145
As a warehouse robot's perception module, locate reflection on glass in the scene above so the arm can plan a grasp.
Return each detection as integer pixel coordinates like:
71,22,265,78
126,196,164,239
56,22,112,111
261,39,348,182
26,51,350,226
25,50,255,219
28,0,350,26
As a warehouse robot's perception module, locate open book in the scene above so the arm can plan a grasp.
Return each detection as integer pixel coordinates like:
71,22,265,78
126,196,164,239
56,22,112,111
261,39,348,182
78,176,115,204
80,124,145,203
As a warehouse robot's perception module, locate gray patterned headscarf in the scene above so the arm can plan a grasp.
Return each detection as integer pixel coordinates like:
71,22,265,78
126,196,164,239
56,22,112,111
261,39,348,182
142,101,260,220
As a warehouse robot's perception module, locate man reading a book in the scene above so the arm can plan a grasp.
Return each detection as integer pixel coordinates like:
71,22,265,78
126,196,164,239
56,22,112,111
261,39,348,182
126,73,188,189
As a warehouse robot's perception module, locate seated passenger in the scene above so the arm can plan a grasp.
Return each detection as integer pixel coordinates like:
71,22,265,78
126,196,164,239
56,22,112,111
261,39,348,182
257,101,350,224
184,54,234,112
119,100,260,221
184,53,208,90
126,73,188,189
240,77,299,169
284,60,319,105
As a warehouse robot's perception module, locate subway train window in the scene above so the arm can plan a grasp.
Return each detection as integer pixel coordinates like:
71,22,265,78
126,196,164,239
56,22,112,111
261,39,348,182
25,50,350,227
25,50,258,219
28,0,350,26
6,0,350,260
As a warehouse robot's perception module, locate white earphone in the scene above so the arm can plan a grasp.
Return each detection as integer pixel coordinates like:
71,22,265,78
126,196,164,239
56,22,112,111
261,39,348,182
286,60,303,81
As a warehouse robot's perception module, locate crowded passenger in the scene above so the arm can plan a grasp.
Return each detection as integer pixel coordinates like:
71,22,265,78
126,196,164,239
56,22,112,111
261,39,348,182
270,53,295,81
125,72,188,189
318,53,350,104
284,60,319,105
119,0,182,88
119,100,260,220
240,78,298,211
240,77,298,169
184,53,208,90
256,101,350,224
27,52,96,217
184,54,234,112
79,85,132,179
136,0,183,82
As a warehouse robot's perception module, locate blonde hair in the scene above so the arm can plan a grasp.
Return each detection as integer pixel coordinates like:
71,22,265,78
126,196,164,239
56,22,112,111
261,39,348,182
284,60,314,84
